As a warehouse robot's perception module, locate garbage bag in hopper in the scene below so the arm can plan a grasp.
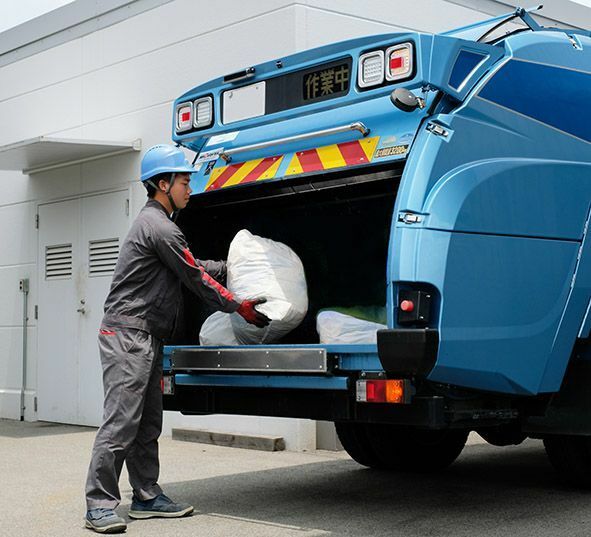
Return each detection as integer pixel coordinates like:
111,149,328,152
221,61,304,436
228,229,308,344
316,310,387,345
199,311,238,346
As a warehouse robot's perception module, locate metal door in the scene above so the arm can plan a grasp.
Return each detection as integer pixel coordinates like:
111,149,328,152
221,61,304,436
77,191,129,425
37,199,80,423
37,191,129,425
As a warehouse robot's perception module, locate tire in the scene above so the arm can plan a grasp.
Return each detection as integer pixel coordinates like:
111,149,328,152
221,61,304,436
335,421,385,469
336,422,468,472
544,435,591,487
365,424,468,472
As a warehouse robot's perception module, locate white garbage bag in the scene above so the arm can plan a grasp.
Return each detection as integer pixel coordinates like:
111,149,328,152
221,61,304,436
199,311,238,346
316,310,387,345
228,229,308,344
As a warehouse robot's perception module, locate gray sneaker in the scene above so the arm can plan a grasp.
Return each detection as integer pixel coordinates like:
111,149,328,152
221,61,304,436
128,493,194,519
85,508,127,533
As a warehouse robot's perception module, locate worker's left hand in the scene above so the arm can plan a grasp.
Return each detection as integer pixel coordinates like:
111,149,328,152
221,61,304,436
237,298,270,328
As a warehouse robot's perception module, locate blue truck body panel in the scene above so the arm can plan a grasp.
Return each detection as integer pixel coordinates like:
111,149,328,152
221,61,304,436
167,13,591,399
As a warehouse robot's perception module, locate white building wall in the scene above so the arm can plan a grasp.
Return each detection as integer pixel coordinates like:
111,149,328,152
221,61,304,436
0,0,587,448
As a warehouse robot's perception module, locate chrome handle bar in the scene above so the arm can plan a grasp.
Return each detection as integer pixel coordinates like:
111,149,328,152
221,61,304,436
219,122,370,163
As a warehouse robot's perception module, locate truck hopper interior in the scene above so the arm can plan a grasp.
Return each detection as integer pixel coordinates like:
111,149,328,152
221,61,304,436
173,162,404,344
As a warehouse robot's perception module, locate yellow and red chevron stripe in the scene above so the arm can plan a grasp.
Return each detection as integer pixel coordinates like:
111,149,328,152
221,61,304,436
286,136,379,175
205,155,283,192
203,136,380,192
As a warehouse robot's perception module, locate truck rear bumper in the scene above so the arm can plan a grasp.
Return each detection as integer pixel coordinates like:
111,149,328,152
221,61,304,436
377,328,439,378
163,384,447,427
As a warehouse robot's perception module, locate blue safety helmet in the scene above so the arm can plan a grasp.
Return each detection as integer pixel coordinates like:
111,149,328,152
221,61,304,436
140,144,196,183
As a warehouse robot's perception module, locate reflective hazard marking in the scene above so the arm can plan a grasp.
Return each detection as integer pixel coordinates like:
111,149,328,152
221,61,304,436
202,136,380,192
316,144,346,169
205,156,283,191
286,136,379,175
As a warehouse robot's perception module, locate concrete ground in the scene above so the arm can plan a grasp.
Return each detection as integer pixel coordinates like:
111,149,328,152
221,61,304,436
2,419,591,537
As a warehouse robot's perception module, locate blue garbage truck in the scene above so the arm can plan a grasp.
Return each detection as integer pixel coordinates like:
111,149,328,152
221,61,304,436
163,7,591,485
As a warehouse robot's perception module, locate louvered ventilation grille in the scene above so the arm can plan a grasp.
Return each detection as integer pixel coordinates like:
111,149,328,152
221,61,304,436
45,244,73,280
89,238,119,277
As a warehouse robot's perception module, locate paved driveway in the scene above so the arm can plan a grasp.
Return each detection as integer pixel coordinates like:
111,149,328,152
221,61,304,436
1,420,590,537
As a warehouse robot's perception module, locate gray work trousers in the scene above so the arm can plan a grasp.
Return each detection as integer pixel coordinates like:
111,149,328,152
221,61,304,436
85,326,164,510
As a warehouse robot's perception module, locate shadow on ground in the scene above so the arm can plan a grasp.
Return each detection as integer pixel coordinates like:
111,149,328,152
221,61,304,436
0,418,94,438
120,441,591,537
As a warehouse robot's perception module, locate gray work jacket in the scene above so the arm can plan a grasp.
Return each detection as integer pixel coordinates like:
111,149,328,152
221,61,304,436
102,199,240,339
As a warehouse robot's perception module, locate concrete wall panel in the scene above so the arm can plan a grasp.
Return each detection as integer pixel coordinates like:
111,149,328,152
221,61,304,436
0,39,82,102
82,0,294,72
0,265,37,327
0,78,83,147
305,0,485,33
0,202,37,266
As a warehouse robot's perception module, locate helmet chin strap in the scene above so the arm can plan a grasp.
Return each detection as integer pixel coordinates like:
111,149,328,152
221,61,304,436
165,173,180,221
145,173,181,221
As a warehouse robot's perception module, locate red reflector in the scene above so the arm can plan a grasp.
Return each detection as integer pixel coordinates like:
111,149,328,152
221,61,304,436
160,378,164,393
400,300,414,312
390,56,404,70
366,380,386,402
181,111,191,122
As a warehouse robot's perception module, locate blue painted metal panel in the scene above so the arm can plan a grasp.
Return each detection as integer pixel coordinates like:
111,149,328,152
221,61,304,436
479,59,591,143
503,31,591,73
174,374,349,390
337,354,382,372
422,159,591,240
390,227,580,394
580,299,591,339
540,207,591,390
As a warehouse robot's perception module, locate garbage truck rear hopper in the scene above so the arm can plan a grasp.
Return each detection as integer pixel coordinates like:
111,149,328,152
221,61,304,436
163,7,591,485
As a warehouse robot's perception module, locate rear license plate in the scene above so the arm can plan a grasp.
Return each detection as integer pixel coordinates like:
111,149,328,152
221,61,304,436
222,81,266,124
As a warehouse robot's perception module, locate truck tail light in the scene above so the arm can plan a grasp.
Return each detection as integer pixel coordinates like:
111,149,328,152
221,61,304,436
175,102,193,133
356,379,411,404
385,43,413,81
358,50,384,88
161,375,174,395
193,96,213,129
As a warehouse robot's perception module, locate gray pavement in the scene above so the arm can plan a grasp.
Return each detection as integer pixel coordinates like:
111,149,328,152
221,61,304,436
1,419,591,537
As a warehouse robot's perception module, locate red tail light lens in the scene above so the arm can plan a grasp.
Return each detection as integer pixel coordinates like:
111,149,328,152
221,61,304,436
356,379,411,404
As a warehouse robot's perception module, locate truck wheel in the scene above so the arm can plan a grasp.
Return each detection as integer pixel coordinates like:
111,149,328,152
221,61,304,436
334,422,385,469
544,435,591,487
364,424,469,472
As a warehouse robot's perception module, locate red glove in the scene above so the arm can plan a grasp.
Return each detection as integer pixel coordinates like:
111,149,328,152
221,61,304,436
237,298,270,328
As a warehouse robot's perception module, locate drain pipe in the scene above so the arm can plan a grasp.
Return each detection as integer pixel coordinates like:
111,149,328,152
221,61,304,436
19,278,29,421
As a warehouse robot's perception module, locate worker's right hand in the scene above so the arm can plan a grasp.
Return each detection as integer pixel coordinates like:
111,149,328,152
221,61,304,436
237,298,270,328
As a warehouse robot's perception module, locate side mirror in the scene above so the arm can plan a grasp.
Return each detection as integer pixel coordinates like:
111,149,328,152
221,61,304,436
390,88,425,112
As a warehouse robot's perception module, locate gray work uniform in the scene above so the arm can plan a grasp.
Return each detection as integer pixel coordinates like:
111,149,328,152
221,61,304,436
85,199,240,510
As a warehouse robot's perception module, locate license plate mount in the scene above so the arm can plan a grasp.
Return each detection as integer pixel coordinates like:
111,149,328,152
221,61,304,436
222,81,266,124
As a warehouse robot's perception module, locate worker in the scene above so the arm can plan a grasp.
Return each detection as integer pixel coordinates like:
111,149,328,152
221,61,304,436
84,144,269,533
